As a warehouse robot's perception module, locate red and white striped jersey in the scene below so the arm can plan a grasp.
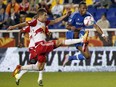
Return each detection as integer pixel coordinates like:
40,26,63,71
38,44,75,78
27,19,50,43
22,26,35,48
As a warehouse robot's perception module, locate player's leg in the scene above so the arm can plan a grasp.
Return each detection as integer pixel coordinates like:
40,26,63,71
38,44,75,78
56,30,89,47
12,63,39,85
38,70,44,86
63,30,90,67
63,46,91,67
13,58,38,85
36,55,46,86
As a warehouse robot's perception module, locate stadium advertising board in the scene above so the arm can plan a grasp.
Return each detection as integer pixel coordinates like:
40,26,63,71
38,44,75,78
0,47,116,72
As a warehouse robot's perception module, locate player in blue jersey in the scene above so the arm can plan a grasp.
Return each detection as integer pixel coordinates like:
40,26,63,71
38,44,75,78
63,1,107,67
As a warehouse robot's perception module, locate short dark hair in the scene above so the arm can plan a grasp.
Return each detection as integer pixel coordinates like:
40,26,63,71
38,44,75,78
79,1,86,7
37,8,47,16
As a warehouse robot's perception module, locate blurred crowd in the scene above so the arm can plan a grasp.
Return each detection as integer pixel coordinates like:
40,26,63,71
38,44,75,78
0,0,116,30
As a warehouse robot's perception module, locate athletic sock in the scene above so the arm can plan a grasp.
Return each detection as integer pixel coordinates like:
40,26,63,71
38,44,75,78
21,64,38,70
64,39,83,45
38,71,43,81
17,70,27,79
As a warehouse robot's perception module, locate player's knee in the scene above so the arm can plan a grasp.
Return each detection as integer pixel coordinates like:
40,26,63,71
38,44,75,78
39,67,44,71
29,59,37,64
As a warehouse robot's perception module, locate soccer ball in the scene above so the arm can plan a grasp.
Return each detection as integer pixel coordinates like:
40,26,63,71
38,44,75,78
84,16,94,26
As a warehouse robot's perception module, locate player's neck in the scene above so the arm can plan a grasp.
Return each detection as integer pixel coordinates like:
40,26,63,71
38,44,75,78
37,18,45,23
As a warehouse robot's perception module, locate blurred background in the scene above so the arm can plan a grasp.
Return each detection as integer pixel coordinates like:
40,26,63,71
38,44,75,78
0,0,116,72
0,0,116,48
0,0,116,87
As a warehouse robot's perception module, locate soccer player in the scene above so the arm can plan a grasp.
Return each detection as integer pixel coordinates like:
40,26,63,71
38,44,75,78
17,26,45,86
8,8,89,86
63,1,108,67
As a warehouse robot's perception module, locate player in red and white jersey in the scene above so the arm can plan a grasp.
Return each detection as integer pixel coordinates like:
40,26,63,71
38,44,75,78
18,26,37,62
18,25,47,86
8,8,89,85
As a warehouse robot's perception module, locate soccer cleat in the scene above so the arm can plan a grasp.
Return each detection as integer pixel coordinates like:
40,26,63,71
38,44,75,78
82,30,89,43
15,75,20,85
38,80,43,86
12,65,21,77
82,30,89,52
63,54,69,67
82,41,89,52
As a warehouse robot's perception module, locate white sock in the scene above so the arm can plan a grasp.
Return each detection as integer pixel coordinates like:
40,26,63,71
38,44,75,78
64,39,83,45
17,70,27,79
38,71,43,81
21,64,38,71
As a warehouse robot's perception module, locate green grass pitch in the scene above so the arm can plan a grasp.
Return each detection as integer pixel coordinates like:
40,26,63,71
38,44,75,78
0,72,116,87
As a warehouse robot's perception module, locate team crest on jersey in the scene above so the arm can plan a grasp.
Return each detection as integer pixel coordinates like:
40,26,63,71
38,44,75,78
69,19,72,22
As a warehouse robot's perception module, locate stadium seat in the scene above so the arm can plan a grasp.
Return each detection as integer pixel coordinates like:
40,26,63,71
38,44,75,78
108,17,116,28
88,7,96,17
95,8,107,21
106,8,116,20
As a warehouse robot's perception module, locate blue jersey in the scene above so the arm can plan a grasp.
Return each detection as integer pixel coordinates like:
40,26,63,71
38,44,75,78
68,11,94,29
66,11,94,47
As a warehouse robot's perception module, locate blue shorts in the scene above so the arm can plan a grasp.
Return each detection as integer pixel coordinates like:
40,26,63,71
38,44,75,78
66,30,85,47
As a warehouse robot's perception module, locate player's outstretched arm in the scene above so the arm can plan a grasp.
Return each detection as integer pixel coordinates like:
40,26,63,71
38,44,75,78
93,24,108,42
66,23,82,31
7,22,28,30
49,11,71,25
18,29,24,47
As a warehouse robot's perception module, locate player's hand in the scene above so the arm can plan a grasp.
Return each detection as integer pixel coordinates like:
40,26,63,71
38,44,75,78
103,36,108,42
71,26,76,31
7,26,15,30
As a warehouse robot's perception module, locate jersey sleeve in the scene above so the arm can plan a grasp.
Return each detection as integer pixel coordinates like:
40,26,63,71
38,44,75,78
22,26,30,33
45,20,50,26
45,27,49,35
68,13,76,25
27,19,37,26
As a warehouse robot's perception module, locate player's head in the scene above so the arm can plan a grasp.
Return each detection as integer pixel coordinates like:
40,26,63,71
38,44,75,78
78,1,87,15
36,8,48,22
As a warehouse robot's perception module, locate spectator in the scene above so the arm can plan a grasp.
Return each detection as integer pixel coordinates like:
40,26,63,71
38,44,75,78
7,7,20,26
19,0,30,13
85,0,93,6
51,0,64,18
100,0,112,9
0,0,6,10
96,14,111,46
6,0,20,15
28,0,38,16
96,14,110,28
20,13,27,23
60,3,75,28
50,0,64,11
37,0,49,11
74,4,79,11
2,0,8,5
93,0,101,8
0,8,7,29
46,0,53,5
111,0,116,8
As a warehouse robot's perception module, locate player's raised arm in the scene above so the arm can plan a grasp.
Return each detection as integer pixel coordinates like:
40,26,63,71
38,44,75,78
48,11,71,25
7,22,28,30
